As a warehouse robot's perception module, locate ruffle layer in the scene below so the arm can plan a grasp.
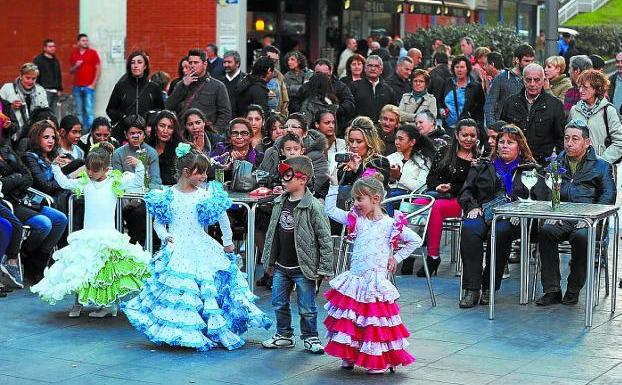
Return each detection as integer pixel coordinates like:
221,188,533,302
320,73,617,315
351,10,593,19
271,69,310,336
122,247,272,351
329,270,399,303
30,229,150,304
324,289,401,317
77,251,150,306
196,182,232,227
328,331,409,353
325,341,415,370
324,316,410,343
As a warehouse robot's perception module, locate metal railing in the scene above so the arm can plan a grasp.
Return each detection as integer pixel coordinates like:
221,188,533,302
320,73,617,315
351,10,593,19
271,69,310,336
559,0,609,25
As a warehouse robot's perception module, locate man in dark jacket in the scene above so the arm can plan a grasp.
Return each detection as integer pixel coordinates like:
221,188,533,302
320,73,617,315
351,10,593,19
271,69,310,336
351,55,398,123
217,50,245,117
428,52,452,105
536,123,616,307
385,56,414,99
235,56,273,117
607,51,622,114
166,49,231,133
206,44,225,78
499,63,565,165
106,51,164,141
33,39,63,112
299,58,355,136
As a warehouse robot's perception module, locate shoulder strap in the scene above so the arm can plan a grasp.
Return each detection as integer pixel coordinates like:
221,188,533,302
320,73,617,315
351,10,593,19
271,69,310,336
604,104,610,139
183,78,209,111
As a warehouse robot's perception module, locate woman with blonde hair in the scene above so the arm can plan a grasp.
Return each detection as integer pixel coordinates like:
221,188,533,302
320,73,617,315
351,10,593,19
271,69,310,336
544,56,572,102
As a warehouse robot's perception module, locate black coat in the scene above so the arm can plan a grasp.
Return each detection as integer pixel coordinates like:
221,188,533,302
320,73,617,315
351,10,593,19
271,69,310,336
558,146,616,205
235,75,269,117
217,72,245,117
0,145,37,221
428,65,452,104
458,158,540,213
207,57,225,79
385,73,411,100
351,78,399,123
499,89,565,165
438,77,485,128
106,75,164,140
299,76,355,135
425,145,473,197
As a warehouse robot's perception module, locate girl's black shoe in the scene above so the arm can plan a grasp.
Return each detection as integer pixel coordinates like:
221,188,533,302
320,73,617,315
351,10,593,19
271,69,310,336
416,257,441,277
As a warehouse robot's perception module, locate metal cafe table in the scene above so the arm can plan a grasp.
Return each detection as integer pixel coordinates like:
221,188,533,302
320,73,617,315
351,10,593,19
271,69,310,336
489,200,620,327
227,191,275,293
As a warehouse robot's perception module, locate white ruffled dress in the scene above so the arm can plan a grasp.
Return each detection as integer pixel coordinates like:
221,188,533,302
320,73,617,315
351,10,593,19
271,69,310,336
121,183,272,351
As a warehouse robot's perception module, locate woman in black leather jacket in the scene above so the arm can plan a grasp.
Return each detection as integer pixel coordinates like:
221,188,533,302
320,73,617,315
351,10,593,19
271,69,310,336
458,124,542,308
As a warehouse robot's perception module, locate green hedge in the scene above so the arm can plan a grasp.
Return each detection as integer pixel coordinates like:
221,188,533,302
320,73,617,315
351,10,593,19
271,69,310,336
403,24,524,63
571,26,622,58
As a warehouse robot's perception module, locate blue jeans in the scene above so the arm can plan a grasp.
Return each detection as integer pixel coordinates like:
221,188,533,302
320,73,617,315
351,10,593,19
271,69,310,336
24,206,67,256
0,204,22,259
271,266,318,339
460,215,520,291
73,86,95,131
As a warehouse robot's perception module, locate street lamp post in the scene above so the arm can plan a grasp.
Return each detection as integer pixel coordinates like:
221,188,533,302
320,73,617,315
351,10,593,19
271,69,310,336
545,0,559,57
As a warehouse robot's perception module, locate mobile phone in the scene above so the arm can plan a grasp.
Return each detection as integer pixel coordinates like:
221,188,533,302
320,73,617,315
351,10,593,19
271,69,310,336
335,152,351,163
61,153,73,159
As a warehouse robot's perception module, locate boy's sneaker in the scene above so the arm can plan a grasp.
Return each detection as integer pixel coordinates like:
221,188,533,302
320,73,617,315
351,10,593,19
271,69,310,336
0,255,24,288
303,336,325,354
262,334,295,349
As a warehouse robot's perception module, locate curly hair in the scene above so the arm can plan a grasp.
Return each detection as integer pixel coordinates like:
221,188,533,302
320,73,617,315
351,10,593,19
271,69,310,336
345,54,366,79
577,69,610,98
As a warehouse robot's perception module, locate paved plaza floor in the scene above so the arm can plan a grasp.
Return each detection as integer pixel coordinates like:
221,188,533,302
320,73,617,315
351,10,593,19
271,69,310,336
2,254,622,385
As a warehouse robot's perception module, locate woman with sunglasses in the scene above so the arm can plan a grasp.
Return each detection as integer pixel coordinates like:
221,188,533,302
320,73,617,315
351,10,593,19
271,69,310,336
404,119,480,276
259,112,328,192
146,110,183,186
209,118,264,182
568,69,622,163
458,124,541,308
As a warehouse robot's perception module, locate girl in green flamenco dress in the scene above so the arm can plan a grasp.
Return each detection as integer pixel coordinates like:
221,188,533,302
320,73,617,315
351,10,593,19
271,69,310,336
31,142,151,318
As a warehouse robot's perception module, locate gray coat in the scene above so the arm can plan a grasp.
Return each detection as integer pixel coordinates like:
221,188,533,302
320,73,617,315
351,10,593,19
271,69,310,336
569,98,622,163
262,189,334,280
111,143,162,191
259,129,328,191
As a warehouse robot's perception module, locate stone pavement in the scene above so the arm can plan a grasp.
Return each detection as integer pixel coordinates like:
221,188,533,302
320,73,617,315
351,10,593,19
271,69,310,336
2,256,622,385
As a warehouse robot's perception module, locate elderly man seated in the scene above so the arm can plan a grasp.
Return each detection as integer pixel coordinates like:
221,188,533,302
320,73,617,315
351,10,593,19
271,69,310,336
536,121,616,306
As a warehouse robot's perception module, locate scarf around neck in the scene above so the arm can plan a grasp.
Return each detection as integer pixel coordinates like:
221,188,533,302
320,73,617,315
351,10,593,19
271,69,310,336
494,157,520,195
577,97,602,120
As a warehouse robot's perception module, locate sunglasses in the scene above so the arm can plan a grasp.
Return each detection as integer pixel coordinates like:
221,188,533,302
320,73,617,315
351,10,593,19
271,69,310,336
278,163,307,182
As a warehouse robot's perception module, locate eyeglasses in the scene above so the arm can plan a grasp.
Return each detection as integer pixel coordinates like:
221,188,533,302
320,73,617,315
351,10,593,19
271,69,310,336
230,131,250,137
366,63,382,68
524,77,543,83
278,163,306,181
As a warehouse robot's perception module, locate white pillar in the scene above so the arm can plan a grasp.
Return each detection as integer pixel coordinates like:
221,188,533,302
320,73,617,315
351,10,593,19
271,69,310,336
217,0,247,72
79,0,127,119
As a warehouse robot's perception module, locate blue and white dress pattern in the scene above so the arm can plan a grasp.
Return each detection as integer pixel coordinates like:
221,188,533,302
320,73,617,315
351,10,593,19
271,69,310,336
122,182,272,351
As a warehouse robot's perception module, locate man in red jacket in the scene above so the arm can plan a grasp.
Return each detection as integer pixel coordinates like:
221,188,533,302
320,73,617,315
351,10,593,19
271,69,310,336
70,33,101,131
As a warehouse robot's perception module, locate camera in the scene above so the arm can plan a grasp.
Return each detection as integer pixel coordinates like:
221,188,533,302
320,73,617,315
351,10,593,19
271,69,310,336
334,152,351,163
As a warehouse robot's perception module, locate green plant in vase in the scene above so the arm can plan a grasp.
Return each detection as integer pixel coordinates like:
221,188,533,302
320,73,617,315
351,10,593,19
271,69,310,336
545,148,566,210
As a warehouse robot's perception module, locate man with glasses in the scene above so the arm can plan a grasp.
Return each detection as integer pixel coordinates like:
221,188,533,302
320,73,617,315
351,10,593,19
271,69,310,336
536,123,616,306
607,52,622,115
499,63,565,164
33,39,63,114
350,55,399,123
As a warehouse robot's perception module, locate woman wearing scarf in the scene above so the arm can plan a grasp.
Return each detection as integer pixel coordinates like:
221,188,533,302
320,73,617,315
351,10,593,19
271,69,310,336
568,69,622,164
0,63,49,144
458,124,541,308
399,69,437,123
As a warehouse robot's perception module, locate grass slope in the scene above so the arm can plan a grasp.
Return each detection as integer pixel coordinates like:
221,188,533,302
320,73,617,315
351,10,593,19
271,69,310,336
564,0,622,26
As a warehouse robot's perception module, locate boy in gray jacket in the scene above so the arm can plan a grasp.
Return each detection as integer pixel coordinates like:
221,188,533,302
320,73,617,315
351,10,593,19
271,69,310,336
261,156,333,354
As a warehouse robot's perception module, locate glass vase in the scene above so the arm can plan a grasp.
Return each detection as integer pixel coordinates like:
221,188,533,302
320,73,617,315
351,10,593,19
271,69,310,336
551,181,561,210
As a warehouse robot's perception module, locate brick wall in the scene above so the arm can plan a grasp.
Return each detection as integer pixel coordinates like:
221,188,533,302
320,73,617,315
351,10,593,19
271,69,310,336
0,0,79,91
126,0,218,85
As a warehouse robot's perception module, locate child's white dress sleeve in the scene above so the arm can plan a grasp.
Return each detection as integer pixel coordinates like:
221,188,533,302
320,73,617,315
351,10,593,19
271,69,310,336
215,212,234,248
51,164,79,190
325,185,348,224
120,162,145,191
153,220,170,242
394,225,423,263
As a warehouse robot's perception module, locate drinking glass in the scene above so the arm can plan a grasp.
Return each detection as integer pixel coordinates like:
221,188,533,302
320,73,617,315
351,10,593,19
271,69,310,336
521,170,538,201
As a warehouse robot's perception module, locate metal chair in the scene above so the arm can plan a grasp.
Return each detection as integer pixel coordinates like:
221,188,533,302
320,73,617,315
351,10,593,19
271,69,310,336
1,199,31,285
382,192,437,306
443,217,463,276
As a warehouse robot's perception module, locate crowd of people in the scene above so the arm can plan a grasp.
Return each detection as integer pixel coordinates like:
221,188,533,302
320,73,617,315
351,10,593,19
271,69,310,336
1,31,622,373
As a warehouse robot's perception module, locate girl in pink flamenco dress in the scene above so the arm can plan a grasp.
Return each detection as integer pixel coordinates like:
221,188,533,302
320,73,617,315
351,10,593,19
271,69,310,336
324,170,421,374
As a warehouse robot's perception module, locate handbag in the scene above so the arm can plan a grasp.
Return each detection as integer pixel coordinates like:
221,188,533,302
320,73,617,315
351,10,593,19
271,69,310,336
17,190,45,211
481,192,508,224
230,160,257,192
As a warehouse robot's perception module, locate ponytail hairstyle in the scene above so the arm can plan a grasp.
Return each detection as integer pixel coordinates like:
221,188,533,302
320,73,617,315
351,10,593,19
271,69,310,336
86,142,115,172
174,143,211,180
351,171,386,200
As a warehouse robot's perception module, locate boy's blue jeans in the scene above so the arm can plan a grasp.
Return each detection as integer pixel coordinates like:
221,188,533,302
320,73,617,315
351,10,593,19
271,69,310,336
271,265,318,339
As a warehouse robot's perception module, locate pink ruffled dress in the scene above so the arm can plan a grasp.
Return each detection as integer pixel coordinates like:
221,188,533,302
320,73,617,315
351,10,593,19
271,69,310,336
324,185,421,370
